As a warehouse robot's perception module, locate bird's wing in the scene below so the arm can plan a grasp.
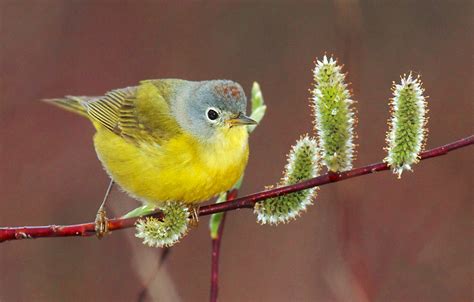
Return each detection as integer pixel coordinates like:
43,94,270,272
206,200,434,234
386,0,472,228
85,82,182,145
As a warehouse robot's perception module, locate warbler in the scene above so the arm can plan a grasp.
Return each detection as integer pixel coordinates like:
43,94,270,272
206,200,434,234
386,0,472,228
45,79,256,236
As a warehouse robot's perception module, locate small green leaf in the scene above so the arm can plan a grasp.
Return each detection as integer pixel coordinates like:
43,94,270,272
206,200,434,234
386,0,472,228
122,204,156,218
251,82,264,111
209,212,224,239
209,192,228,239
249,105,267,133
232,174,244,190
248,81,266,133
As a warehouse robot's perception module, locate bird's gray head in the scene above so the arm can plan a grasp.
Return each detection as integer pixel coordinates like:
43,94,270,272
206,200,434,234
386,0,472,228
173,80,256,140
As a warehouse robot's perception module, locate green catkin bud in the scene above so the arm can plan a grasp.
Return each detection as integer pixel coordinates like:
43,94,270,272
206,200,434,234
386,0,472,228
385,73,428,178
312,55,355,172
254,136,320,225
135,202,190,248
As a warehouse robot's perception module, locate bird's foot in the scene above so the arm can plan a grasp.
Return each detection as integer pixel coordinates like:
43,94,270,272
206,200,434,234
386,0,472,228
188,205,200,228
95,206,109,239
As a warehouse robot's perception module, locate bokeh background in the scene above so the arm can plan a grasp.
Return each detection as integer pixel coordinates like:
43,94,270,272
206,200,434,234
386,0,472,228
0,1,472,301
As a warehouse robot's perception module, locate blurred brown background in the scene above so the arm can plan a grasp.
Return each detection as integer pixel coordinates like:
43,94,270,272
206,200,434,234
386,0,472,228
0,1,472,302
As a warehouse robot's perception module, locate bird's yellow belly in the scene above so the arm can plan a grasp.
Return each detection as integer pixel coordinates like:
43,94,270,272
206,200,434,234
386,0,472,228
93,127,249,205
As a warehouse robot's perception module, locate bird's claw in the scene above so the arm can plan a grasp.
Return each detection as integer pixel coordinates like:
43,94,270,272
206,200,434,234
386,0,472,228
188,205,200,228
95,207,109,239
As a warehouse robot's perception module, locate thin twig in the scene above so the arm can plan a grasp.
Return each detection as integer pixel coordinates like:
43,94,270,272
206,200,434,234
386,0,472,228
0,135,472,243
210,190,238,302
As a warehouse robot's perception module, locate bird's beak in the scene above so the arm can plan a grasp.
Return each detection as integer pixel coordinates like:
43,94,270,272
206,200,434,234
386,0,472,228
228,113,258,126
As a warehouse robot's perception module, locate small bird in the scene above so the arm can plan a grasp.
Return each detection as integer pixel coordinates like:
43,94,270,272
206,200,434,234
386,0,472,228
45,79,256,236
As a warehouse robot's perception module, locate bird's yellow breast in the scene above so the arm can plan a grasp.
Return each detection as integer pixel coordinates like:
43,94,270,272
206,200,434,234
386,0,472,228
93,126,249,205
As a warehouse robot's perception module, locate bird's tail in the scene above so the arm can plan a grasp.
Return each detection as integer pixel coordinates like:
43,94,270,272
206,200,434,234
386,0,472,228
43,96,89,118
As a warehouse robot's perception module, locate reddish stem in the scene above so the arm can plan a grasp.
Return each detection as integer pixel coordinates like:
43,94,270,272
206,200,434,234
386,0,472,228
210,190,238,302
0,135,472,243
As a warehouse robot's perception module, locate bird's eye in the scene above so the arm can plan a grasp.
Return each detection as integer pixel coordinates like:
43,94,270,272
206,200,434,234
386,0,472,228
206,108,219,121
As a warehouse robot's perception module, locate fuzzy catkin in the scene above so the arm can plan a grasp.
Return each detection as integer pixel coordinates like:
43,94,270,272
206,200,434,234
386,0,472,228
254,135,320,225
312,55,355,172
135,202,189,247
385,73,428,177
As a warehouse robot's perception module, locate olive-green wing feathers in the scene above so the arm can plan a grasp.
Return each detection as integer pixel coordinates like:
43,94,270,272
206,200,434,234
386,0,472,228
86,87,137,137
45,81,182,145
43,95,92,118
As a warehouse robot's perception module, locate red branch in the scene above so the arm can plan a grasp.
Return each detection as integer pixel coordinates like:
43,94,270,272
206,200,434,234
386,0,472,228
210,190,238,302
0,135,472,243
